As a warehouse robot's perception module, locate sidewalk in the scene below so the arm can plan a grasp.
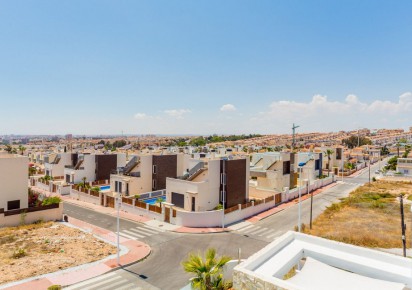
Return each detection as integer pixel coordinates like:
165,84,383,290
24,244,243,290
246,182,338,223
30,181,338,234
3,217,151,290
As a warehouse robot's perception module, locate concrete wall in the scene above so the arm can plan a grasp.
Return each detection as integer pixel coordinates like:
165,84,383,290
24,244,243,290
0,203,63,227
70,188,100,205
0,155,29,210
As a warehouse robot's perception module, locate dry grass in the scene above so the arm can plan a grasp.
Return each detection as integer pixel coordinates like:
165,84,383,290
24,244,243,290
304,180,412,248
0,221,116,285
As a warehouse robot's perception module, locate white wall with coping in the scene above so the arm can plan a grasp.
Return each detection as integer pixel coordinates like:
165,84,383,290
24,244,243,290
70,188,100,205
120,202,163,220
0,203,64,227
233,231,412,290
171,176,336,228
172,209,223,227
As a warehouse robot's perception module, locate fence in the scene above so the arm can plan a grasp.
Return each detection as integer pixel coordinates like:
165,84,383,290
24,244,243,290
122,197,133,205
135,200,147,209
0,202,63,227
148,204,162,214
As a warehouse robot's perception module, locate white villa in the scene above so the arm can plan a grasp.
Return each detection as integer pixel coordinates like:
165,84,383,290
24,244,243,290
233,231,411,290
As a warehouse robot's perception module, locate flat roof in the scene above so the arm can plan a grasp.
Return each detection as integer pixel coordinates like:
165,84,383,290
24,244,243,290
234,231,411,290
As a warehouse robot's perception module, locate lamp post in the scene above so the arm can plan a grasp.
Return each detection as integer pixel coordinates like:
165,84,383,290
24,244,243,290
221,158,227,229
297,154,314,232
116,192,122,265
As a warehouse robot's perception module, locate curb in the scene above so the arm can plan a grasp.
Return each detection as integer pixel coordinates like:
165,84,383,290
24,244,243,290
171,228,232,234
2,217,151,290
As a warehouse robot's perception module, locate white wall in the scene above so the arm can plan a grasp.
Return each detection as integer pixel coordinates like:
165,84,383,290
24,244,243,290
0,155,28,210
70,188,100,205
0,203,63,227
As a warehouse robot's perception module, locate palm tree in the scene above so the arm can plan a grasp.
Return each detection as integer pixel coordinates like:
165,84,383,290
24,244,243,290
182,248,231,290
82,177,87,188
396,142,401,157
18,145,26,155
324,149,334,177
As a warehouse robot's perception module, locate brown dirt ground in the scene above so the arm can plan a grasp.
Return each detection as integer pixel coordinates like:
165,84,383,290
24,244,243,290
0,221,116,285
304,180,412,248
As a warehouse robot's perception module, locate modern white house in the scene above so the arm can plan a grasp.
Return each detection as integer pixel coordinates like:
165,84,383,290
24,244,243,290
295,152,322,184
166,157,249,212
397,158,412,175
0,154,29,211
249,152,294,192
44,153,75,178
233,231,411,290
63,153,126,184
110,153,189,196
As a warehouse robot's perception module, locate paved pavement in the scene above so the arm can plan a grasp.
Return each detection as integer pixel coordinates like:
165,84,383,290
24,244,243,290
65,269,160,290
228,160,385,243
42,160,386,289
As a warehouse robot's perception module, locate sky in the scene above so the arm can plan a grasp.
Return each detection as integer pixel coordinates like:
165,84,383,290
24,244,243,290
0,0,411,135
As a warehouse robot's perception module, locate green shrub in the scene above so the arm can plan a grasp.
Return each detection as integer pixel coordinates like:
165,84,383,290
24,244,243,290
12,248,27,259
372,177,376,182
47,285,62,290
214,203,223,210
42,196,62,206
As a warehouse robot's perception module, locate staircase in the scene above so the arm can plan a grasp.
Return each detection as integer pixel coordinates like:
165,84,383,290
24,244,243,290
187,167,207,181
74,159,83,170
124,156,139,174
53,155,61,164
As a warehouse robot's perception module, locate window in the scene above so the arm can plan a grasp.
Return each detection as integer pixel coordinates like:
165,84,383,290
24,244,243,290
152,165,157,174
153,179,157,190
315,159,320,170
283,161,291,175
8,200,20,210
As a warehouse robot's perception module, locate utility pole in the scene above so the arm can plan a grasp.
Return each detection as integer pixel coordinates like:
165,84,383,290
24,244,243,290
400,194,406,257
292,123,300,150
368,160,371,186
309,179,313,230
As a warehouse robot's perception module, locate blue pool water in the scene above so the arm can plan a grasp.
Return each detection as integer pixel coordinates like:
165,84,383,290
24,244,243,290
143,196,166,205
100,185,110,191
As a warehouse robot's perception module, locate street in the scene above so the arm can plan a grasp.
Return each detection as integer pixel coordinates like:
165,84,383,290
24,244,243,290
64,160,384,289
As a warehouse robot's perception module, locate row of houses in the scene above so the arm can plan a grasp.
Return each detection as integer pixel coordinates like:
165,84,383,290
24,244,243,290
2,143,388,221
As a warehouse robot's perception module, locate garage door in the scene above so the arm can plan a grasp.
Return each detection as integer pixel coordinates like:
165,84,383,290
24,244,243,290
171,192,184,208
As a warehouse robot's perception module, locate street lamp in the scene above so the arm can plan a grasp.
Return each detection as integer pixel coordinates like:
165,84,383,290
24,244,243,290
297,154,314,232
115,192,122,265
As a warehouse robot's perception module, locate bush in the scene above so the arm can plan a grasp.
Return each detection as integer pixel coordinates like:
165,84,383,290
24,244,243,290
42,196,62,206
12,248,27,259
47,285,62,290
214,203,223,210
372,177,377,182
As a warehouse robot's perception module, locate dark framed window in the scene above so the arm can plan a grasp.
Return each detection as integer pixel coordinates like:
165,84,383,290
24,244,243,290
283,161,291,175
8,200,20,210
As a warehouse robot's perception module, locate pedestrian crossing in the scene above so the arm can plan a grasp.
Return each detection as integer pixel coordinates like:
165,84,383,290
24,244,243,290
229,222,282,240
118,224,165,241
66,271,139,290
339,181,363,186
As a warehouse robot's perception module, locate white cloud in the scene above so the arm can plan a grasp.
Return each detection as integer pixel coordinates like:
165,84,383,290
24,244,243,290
164,109,191,119
134,113,148,120
250,92,412,132
220,104,236,112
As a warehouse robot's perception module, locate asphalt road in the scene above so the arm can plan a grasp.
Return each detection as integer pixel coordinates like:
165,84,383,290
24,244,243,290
64,159,386,289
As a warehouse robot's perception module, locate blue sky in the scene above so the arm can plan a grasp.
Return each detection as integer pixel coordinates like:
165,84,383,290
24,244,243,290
0,0,411,135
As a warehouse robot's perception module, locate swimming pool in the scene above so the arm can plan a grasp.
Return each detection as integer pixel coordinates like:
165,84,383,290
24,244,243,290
100,185,110,191
143,196,166,205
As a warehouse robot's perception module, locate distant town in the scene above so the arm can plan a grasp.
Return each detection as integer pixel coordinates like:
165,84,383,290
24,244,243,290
1,125,412,289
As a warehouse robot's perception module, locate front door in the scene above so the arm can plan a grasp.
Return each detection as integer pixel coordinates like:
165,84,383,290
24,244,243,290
191,197,195,212
164,207,170,223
